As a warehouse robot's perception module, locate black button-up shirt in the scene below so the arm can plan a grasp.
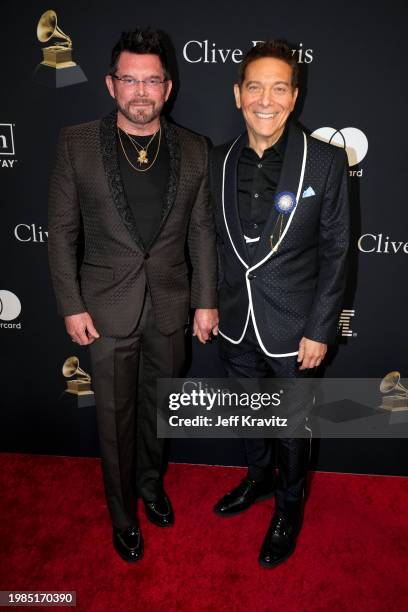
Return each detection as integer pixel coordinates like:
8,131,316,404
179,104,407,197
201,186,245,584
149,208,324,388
237,128,287,242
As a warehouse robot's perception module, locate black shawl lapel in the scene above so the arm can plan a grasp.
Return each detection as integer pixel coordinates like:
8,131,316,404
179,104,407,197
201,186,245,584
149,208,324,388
223,133,249,267
146,116,181,249
252,121,306,264
100,110,145,251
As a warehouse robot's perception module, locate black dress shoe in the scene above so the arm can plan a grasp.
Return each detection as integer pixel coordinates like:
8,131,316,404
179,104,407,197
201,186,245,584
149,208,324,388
144,493,174,527
213,477,275,516
113,525,144,562
258,510,302,568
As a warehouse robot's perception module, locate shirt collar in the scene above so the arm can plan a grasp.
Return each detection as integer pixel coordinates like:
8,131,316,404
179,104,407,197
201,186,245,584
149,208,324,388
243,121,289,161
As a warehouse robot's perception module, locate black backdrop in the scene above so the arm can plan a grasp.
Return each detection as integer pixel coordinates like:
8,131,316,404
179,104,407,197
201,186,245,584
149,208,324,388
1,0,407,474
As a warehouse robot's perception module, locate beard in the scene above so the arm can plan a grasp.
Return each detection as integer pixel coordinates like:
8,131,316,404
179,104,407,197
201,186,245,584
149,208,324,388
116,97,163,126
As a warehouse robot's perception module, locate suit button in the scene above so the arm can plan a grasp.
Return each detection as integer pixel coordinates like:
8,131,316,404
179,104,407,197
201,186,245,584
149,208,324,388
144,253,150,260
248,273,256,280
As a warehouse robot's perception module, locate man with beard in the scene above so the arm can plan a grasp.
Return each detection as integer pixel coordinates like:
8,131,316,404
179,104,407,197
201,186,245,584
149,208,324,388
48,27,218,562
211,40,349,567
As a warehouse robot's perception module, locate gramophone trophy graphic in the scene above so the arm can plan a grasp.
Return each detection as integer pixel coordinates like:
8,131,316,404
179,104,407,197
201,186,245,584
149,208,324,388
380,371,408,411
33,9,87,88
62,356,94,396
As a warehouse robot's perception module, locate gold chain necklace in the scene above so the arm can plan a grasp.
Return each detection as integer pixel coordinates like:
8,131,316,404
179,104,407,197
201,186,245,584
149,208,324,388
117,126,162,172
125,129,158,164
269,214,285,253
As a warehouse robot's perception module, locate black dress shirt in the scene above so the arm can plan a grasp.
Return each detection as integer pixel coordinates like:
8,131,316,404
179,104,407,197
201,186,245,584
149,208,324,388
237,128,287,246
118,128,169,249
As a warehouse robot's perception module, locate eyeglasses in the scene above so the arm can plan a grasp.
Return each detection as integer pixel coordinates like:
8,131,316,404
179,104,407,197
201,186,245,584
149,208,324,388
111,74,167,89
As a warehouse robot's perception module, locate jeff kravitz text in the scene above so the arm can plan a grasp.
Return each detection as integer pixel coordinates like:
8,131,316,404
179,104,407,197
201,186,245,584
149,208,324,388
168,414,288,428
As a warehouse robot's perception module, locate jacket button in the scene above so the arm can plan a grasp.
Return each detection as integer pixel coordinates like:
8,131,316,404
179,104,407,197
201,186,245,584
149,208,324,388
248,273,256,280
144,253,150,260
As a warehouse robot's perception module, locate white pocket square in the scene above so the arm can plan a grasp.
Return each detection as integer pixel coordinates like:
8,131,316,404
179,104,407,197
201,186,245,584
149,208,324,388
302,186,316,198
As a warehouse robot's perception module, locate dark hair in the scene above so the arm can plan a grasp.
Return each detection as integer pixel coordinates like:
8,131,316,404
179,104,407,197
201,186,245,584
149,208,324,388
109,27,170,79
238,39,298,89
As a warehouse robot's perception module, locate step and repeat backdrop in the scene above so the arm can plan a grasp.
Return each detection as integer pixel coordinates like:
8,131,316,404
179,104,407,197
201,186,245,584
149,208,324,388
1,0,407,474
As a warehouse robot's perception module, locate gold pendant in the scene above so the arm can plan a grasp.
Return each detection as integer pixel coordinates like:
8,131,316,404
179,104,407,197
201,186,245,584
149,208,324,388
137,150,149,164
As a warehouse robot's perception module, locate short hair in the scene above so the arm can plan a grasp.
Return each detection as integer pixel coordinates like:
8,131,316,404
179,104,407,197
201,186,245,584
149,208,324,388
109,27,170,79
238,40,299,89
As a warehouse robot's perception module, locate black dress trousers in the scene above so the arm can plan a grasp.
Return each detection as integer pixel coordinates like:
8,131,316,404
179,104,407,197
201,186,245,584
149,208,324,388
219,321,314,514
89,288,186,530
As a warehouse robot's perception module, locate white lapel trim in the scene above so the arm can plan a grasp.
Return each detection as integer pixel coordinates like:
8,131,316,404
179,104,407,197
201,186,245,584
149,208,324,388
222,137,249,270
218,304,251,344
245,131,307,357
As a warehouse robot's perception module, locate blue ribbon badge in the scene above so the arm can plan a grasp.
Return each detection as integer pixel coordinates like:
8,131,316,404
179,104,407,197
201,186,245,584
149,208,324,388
274,191,297,215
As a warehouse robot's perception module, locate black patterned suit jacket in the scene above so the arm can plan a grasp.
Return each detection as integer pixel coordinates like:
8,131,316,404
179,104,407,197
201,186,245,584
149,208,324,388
210,120,350,357
48,111,217,337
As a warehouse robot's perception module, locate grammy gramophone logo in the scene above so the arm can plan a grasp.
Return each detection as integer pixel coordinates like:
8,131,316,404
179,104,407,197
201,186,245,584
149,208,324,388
380,371,408,411
62,356,94,396
33,9,87,88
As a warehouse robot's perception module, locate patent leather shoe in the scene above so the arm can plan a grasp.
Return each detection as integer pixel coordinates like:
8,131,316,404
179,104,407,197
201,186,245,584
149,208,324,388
144,493,174,527
213,476,275,516
113,525,144,562
258,510,302,568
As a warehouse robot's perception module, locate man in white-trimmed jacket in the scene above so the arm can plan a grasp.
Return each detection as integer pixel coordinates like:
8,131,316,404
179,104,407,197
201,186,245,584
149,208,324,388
210,40,349,568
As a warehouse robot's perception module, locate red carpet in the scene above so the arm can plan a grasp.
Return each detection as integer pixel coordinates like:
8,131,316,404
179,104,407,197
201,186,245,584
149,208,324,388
0,454,407,611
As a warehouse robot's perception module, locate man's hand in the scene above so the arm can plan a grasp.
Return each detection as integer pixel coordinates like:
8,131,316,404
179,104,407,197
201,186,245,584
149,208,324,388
297,337,327,370
193,308,219,344
64,312,100,346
